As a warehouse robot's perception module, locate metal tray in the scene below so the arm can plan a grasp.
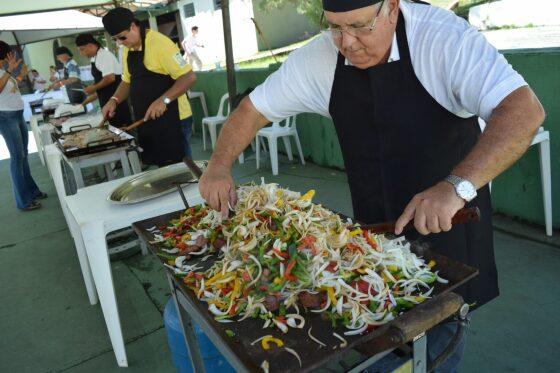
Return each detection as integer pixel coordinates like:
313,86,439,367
108,161,208,205
132,208,478,372
55,125,134,158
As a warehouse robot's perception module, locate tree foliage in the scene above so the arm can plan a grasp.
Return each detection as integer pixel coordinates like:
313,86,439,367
257,0,324,27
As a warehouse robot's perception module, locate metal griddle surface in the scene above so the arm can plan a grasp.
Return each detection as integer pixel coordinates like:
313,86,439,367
132,209,478,372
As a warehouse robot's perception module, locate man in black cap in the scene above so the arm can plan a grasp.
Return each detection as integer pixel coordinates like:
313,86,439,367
199,0,545,371
75,33,132,127
50,46,86,104
101,7,197,167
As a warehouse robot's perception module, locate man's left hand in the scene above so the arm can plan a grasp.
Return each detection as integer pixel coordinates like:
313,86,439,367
84,85,96,95
144,98,167,120
395,181,465,235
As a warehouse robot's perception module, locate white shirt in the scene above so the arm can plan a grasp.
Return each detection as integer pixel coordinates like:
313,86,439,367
90,47,123,77
250,0,527,123
0,69,24,111
183,35,198,54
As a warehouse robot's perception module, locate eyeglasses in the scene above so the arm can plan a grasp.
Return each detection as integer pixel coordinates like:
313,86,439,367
112,26,131,42
320,0,385,39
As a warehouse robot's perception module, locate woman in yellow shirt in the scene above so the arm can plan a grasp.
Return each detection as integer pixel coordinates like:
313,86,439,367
101,7,197,166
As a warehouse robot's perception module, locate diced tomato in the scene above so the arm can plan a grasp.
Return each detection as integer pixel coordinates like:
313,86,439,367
297,235,316,250
242,287,253,297
259,285,268,291
176,242,187,250
242,271,251,281
222,287,232,295
275,316,286,323
284,260,297,281
273,249,288,258
229,303,238,316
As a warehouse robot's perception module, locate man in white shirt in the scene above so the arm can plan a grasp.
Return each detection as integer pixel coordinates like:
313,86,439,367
199,1,545,370
75,33,131,127
182,26,204,70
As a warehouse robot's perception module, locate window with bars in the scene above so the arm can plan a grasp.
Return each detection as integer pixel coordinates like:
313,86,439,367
214,0,221,10
183,3,195,17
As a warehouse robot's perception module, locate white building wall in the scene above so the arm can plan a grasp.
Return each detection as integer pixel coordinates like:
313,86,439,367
177,0,259,66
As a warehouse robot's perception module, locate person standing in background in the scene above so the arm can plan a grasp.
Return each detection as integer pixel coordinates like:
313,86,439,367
51,47,86,104
0,42,47,211
75,33,132,127
48,65,60,83
182,26,204,71
101,7,197,165
28,69,47,91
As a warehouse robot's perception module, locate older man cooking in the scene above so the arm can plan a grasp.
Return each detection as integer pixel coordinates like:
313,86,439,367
199,0,544,370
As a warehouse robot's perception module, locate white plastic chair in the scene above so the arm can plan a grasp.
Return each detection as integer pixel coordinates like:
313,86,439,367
202,93,229,150
479,119,552,236
256,115,305,175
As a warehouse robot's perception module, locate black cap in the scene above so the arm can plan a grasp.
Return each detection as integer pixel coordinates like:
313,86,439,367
55,46,73,57
75,33,99,47
323,0,383,12
102,7,135,36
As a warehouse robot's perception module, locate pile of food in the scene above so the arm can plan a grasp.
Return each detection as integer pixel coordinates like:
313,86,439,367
60,128,118,149
152,182,446,338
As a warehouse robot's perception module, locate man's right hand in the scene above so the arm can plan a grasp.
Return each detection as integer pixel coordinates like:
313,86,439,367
198,164,237,218
102,99,117,119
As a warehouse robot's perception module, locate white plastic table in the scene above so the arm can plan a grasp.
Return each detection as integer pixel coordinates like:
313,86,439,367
63,168,203,367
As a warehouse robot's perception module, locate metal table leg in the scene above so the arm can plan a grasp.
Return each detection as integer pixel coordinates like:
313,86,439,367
166,273,206,373
413,333,427,373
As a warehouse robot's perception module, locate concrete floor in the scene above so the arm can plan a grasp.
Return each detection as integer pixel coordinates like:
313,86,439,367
0,133,559,372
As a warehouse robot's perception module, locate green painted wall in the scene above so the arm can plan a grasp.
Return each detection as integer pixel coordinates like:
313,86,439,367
491,48,560,227
190,48,559,228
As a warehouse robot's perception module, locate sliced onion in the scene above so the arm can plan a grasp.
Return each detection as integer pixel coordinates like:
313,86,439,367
251,335,271,346
247,254,262,287
208,304,228,316
333,332,348,348
286,314,305,329
161,248,180,254
284,347,302,367
261,360,269,373
307,327,326,347
344,323,368,336
273,319,289,333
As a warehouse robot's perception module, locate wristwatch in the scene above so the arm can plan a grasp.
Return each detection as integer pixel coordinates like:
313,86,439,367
445,175,477,202
162,96,171,105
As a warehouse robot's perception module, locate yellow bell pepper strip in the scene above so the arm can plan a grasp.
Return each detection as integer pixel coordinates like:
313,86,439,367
262,336,284,350
326,287,337,305
349,228,363,237
300,189,315,201
428,260,436,269
205,272,224,286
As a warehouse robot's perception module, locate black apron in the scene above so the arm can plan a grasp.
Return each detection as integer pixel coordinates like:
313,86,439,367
91,50,131,127
328,9,499,308
63,60,86,104
127,29,184,166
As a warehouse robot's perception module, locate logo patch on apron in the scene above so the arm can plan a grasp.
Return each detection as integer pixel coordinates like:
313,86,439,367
173,52,187,68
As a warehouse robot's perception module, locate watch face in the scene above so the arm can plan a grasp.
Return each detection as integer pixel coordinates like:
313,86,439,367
457,180,476,200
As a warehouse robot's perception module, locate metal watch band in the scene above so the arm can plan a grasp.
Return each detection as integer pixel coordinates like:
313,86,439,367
445,174,463,187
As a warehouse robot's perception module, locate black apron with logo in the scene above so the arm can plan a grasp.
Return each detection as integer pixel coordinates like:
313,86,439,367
127,29,184,166
63,60,85,104
328,9,499,307
91,50,131,127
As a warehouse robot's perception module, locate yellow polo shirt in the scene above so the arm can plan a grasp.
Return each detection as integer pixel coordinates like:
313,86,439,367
122,29,193,119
